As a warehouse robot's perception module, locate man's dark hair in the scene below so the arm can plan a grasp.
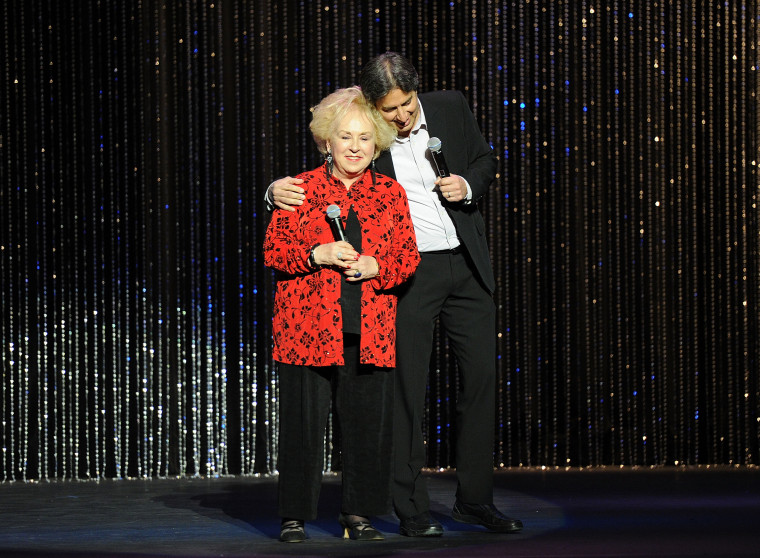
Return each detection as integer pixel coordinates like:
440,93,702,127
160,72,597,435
359,52,420,104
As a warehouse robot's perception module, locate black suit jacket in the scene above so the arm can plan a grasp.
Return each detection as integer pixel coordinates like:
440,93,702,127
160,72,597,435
374,90,497,293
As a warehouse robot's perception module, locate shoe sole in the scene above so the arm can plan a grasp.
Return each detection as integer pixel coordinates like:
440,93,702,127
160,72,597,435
342,529,384,541
452,512,522,533
279,528,307,542
399,526,444,537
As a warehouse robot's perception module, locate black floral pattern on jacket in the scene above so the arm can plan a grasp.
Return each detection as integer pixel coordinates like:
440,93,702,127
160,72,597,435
264,166,420,367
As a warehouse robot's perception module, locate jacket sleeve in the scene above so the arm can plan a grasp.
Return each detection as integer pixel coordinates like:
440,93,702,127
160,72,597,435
453,91,497,203
371,183,420,290
263,204,314,276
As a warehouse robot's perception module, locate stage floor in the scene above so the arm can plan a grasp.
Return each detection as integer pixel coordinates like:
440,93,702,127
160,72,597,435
1,467,758,557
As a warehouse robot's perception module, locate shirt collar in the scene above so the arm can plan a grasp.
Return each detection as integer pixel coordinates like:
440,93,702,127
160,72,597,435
394,99,427,144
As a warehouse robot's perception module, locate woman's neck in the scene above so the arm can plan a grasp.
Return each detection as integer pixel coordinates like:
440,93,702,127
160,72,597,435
333,169,364,189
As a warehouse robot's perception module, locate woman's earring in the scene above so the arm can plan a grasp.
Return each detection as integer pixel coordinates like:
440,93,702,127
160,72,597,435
325,151,333,174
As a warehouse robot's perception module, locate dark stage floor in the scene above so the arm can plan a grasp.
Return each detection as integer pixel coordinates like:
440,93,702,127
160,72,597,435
1,467,758,557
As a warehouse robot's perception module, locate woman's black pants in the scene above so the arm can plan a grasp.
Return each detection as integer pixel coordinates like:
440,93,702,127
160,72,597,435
276,335,393,520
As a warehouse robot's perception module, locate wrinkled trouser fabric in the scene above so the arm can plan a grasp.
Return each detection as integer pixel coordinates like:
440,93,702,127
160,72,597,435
277,335,394,520
392,250,496,520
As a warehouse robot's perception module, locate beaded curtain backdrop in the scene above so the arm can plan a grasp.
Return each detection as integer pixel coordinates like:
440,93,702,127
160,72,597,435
1,1,758,480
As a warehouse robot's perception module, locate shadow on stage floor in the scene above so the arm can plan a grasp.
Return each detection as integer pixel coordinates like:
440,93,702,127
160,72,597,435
1,467,758,557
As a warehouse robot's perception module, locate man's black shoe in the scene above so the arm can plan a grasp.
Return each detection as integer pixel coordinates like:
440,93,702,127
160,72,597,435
451,501,523,533
399,511,444,537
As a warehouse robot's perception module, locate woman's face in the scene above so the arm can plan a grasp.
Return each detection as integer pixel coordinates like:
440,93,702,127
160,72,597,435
327,106,376,185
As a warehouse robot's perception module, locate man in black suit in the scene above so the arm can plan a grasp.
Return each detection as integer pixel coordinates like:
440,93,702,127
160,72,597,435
267,52,522,537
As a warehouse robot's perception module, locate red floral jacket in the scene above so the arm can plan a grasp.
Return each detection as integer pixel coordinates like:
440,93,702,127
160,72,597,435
264,166,420,367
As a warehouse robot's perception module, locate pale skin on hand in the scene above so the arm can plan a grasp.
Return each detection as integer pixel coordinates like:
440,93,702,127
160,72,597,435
271,177,305,211
312,242,379,282
436,174,467,203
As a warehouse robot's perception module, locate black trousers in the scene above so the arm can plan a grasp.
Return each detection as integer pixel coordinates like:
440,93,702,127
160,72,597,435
392,250,497,520
277,335,394,520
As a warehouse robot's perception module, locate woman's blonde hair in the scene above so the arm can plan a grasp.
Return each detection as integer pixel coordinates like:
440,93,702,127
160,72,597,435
309,86,397,159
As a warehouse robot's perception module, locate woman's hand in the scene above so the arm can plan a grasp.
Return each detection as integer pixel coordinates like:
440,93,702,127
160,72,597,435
313,241,357,268
344,255,380,282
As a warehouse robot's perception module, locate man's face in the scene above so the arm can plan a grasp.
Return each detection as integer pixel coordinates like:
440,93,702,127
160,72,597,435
374,88,419,138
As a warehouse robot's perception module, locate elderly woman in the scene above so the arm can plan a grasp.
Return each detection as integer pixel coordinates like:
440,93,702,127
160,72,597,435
264,86,420,543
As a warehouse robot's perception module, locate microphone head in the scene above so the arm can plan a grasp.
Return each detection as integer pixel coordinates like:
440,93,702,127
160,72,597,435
326,204,341,219
427,137,442,153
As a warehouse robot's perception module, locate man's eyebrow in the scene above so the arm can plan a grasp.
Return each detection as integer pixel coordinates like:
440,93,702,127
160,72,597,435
380,94,413,111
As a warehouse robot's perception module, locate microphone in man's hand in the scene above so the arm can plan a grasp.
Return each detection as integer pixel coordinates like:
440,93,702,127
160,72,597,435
427,136,450,178
326,204,347,242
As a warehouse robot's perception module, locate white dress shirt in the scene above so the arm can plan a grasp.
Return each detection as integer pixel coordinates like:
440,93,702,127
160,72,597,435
389,102,472,252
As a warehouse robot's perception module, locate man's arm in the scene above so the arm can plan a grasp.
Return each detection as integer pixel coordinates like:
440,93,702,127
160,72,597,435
423,90,497,205
455,91,497,203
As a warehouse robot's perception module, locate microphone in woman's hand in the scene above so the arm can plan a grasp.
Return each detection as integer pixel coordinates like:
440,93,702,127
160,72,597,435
326,204,346,241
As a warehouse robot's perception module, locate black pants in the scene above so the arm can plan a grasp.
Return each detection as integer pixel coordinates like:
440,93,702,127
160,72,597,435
392,250,497,520
277,335,394,520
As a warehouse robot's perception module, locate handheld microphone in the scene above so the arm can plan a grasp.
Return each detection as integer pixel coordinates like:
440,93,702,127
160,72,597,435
427,137,450,178
325,204,346,242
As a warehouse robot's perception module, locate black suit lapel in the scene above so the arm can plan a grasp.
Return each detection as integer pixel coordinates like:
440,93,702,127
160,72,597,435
375,149,396,179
